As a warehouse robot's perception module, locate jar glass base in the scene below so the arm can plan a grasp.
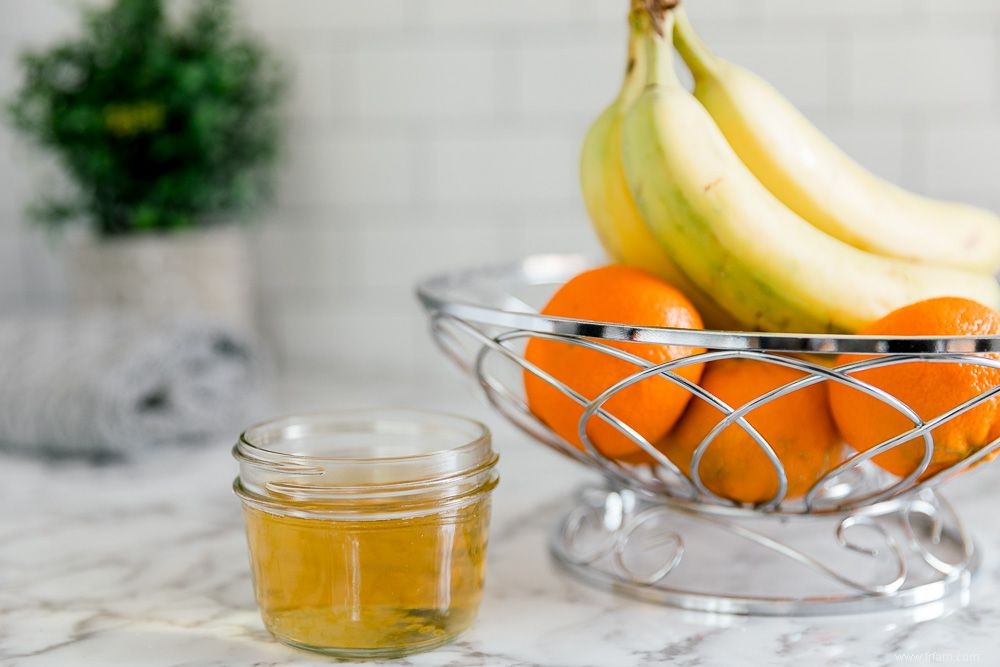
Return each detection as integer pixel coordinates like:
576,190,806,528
274,631,461,660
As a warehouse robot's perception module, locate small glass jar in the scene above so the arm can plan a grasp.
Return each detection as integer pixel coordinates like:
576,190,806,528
233,409,498,659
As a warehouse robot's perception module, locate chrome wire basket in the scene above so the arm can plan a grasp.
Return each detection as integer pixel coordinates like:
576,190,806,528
417,255,1000,615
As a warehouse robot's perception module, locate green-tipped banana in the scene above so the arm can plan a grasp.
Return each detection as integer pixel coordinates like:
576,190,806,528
580,6,739,328
673,7,1000,275
620,11,1000,333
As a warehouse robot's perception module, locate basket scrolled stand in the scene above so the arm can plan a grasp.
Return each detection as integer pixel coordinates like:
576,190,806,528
417,255,1000,616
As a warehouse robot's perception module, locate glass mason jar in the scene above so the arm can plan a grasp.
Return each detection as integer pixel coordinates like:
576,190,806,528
233,409,499,659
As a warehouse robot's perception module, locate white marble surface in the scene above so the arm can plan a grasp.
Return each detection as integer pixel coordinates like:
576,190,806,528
3,377,1000,667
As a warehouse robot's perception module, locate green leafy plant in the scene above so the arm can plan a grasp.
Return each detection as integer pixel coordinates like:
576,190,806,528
8,0,285,237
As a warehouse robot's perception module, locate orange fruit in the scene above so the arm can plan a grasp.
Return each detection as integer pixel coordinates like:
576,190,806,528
659,358,841,504
524,265,704,460
828,297,1000,479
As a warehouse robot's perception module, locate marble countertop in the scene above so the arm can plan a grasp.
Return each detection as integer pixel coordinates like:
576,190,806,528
3,377,999,667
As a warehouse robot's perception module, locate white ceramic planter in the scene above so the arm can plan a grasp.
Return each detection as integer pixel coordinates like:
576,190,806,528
69,226,254,329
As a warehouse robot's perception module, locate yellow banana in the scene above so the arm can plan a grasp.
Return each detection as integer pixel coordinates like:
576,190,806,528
580,6,739,329
673,7,1000,275
620,11,1000,334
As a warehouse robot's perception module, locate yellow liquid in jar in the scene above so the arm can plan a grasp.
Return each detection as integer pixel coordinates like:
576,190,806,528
242,497,491,656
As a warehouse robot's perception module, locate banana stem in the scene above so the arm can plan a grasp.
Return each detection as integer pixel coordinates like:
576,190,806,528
637,0,680,34
638,10,678,88
619,12,649,107
673,7,720,79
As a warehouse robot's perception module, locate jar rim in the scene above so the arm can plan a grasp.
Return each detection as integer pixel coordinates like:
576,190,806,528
237,407,491,464
233,408,498,519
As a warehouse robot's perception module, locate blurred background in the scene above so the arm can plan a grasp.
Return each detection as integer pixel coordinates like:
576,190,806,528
0,0,997,391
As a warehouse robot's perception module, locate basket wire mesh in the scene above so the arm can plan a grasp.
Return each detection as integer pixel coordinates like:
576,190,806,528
417,255,998,614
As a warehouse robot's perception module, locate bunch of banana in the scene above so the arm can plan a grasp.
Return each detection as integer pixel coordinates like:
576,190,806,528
580,0,1000,333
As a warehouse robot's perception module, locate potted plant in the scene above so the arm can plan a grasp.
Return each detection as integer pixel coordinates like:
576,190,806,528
8,0,285,328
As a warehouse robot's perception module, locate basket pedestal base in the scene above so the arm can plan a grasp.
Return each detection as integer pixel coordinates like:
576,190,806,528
550,485,978,616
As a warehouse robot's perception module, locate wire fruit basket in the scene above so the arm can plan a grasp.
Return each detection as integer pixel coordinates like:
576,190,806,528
416,254,1000,615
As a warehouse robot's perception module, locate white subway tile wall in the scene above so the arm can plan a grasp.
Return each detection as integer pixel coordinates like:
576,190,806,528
0,0,998,383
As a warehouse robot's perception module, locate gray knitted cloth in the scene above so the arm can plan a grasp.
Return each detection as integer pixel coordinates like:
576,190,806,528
0,315,265,459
